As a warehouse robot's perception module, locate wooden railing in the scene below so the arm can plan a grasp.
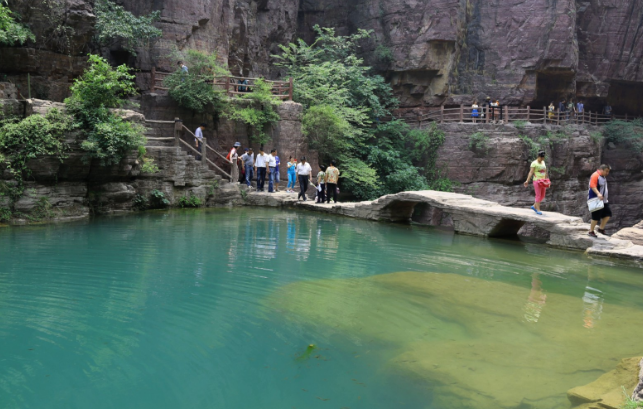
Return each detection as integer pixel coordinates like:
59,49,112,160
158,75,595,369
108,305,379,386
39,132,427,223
173,119,234,181
151,68,293,100
407,105,638,127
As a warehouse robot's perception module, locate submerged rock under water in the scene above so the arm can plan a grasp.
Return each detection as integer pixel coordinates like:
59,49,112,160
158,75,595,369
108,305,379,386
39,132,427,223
267,272,643,409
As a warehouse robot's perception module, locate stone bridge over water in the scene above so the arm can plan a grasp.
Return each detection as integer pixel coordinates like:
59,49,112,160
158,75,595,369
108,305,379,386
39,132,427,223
248,190,643,263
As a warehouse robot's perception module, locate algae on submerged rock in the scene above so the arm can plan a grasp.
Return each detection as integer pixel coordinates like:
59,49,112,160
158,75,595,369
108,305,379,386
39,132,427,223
267,272,643,409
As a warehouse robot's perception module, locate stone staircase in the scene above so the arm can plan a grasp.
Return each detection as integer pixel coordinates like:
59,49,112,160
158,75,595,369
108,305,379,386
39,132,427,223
143,120,228,186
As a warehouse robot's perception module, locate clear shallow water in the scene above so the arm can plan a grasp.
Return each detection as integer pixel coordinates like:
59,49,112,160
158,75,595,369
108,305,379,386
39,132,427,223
1,208,642,409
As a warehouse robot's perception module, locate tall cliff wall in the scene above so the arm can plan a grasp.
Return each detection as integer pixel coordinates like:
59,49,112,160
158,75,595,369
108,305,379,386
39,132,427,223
2,0,642,115
434,123,643,233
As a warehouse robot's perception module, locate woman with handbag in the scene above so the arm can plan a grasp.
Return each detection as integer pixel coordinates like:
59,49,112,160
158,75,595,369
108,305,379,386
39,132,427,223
587,164,612,237
523,151,550,215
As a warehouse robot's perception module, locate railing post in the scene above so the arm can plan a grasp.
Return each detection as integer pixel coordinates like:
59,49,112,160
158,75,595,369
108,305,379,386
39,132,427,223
557,110,560,126
289,77,294,101
486,106,490,124
151,67,156,93
225,76,230,97
174,118,182,147
504,105,509,123
459,105,464,122
625,113,628,121
527,106,530,122
543,106,547,124
440,105,444,123
201,137,208,168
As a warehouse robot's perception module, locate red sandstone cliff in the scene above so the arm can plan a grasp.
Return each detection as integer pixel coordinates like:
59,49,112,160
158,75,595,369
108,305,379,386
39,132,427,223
2,0,642,115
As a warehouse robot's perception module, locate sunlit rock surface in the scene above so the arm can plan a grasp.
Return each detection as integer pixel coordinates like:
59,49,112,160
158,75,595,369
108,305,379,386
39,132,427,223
267,272,643,409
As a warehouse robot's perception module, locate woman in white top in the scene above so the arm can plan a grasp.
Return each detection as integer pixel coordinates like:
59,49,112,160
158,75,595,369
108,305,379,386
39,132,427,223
296,157,312,201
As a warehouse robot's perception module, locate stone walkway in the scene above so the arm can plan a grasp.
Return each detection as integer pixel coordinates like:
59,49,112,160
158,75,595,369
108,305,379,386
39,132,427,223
245,189,643,264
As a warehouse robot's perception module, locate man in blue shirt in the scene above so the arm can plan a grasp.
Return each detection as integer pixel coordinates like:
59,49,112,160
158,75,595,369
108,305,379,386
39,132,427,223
178,61,188,74
576,101,584,115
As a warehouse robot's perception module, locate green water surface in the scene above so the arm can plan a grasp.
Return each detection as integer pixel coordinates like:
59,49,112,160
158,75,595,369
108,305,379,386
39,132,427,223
1,208,642,409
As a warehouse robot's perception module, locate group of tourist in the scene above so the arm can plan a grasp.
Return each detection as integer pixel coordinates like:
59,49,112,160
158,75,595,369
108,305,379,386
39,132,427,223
524,152,612,237
471,97,615,123
471,97,504,123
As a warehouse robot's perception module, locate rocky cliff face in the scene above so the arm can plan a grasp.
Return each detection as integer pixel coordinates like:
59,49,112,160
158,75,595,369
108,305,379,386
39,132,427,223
3,0,643,114
434,123,643,233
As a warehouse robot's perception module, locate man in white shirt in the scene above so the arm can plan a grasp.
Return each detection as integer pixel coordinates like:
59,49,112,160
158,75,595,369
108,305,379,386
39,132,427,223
254,148,270,192
194,123,206,160
267,149,278,193
296,156,312,201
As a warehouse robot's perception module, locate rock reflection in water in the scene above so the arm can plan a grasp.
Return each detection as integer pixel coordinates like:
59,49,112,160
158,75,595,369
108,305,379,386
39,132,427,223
268,271,643,409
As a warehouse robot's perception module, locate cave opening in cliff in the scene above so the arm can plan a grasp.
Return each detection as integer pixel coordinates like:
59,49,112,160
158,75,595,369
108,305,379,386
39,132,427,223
533,71,575,108
110,50,134,67
606,81,643,116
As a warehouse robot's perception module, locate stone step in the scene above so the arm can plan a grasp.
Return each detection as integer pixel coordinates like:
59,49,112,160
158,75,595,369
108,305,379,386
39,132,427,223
146,137,175,147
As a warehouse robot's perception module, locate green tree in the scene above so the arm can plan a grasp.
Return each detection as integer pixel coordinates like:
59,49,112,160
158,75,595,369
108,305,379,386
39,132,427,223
0,108,72,200
94,0,162,54
0,1,35,46
164,49,229,113
274,26,449,200
65,55,146,165
225,78,281,147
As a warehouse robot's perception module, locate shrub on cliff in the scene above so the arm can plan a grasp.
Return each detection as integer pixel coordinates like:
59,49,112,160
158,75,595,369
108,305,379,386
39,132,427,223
94,0,162,54
164,50,229,113
225,78,281,147
0,1,35,46
0,108,72,200
603,119,643,152
274,26,448,199
65,55,146,165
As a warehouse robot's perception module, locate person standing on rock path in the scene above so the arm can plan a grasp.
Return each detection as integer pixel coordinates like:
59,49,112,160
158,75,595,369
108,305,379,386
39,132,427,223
241,148,255,187
274,153,281,192
316,165,326,203
194,123,206,161
296,157,312,201
325,161,340,204
227,142,241,184
588,164,612,238
286,157,297,193
576,100,584,117
524,151,549,215
255,148,269,192
267,149,277,193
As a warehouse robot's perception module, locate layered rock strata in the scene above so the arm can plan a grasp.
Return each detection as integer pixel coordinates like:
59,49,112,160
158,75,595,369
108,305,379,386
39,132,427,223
0,99,243,224
3,0,643,114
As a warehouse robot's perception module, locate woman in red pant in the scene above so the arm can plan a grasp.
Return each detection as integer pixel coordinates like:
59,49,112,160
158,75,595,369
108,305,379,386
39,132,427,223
523,151,549,215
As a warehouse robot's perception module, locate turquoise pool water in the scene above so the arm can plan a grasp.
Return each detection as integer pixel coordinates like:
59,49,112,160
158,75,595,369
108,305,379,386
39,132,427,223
1,208,642,409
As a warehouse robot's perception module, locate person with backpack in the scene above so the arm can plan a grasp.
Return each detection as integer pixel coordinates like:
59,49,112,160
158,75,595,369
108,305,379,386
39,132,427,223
567,100,575,121
523,151,550,215
286,157,297,193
